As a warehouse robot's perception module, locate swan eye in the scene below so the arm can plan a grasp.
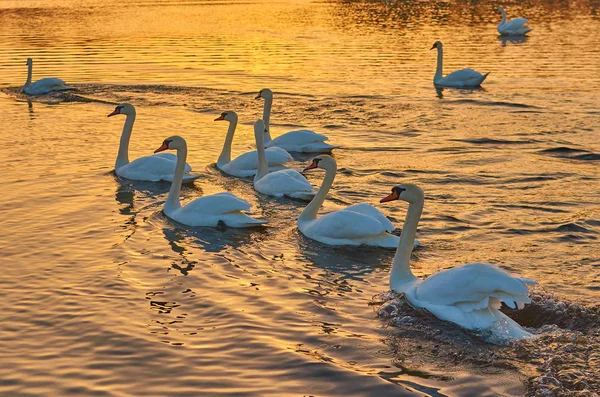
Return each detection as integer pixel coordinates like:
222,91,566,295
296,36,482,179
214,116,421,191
222,112,227,117
164,139,172,147
393,187,406,196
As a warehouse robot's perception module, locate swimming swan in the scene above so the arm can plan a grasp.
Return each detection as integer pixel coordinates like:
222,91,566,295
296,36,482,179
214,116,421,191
154,136,267,228
497,6,532,36
256,89,338,153
214,111,292,177
252,120,316,200
23,58,70,95
299,155,399,248
380,183,537,340
108,104,198,183
431,41,489,88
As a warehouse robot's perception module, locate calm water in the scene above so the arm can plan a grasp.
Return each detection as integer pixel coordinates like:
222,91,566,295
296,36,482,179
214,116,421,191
1,0,599,396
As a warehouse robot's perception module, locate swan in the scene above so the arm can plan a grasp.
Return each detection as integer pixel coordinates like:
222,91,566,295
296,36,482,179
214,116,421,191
154,136,268,228
299,155,400,248
431,41,489,88
256,89,338,153
108,104,198,183
23,58,70,95
252,120,316,200
497,6,532,36
214,111,292,177
379,183,537,340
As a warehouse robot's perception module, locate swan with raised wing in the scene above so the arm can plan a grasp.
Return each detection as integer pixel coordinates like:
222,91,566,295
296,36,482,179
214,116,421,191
108,104,198,183
431,42,489,88
214,111,292,177
497,6,532,36
299,155,401,248
256,89,338,153
154,136,267,228
379,183,537,340
252,120,316,200
23,58,70,96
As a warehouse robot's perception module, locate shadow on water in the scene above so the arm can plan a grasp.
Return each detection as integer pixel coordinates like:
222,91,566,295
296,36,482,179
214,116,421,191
497,35,529,47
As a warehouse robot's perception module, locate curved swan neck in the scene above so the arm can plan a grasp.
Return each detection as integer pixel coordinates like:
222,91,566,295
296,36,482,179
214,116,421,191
499,8,507,24
299,162,336,222
262,97,273,143
435,46,444,81
115,111,136,169
390,198,423,290
166,145,187,211
217,118,237,168
254,124,269,183
25,62,32,86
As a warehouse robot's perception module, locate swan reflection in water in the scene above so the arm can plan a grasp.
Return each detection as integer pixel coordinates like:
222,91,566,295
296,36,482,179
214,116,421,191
434,85,487,99
497,35,528,47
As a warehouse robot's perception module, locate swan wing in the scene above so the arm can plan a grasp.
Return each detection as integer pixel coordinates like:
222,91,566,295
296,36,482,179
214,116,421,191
154,152,192,172
415,262,536,310
503,17,529,30
444,68,483,81
256,169,314,195
117,154,193,181
183,192,252,215
228,147,291,172
344,203,395,232
25,78,69,95
306,209,389,239
269,130,329,146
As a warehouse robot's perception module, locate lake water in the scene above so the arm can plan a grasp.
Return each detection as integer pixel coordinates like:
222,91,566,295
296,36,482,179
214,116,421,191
1,0,599,396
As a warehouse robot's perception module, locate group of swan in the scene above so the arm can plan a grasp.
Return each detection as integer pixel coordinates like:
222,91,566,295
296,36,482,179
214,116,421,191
432,6,531,88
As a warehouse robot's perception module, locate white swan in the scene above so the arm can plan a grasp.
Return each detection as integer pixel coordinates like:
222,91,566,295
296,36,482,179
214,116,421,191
108,104,198,183
154,136,268,228
252,120,316,200
299,155,400,248
379,183,537,340
497,6,532,36
214,111,292,177
23,58,70,96
431,42,489,88
256,89,338,153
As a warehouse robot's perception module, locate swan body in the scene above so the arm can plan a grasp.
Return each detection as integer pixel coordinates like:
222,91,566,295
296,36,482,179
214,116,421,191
380,183,537,340
497,6,532,36
431,42,489,88
215,111,292,177
298,155,401,248
252,120,316,200
23,58,70,95
154,136,267,228
108,104,198,183
256,89,338,153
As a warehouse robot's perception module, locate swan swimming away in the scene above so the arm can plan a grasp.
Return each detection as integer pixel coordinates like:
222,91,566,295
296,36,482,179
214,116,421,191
214,111,292,177
108,104,199,183
379,183,537,340
497,6,532,36
298,155,402,248
256,89,338,153
431,41,489,88
154,136,268,228
23,58,71,96
252,120,316,200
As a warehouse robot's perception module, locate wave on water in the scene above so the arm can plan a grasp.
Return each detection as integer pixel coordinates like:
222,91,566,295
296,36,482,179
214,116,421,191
374,290,600,396
539,147,600,161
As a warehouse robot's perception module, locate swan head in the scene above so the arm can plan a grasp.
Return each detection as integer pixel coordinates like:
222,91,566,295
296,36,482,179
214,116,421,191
108,103,136,117
154,135,186,153
214,111,238,123
430,41,442,51
380,184,424,204
255,88,273,100
26,58,32,66
497,6,505,12
303,154,336,172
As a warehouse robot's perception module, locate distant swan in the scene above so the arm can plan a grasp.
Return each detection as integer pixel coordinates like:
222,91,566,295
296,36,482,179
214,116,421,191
256,88,338,153
380,183,537,340
23,58,70,96
431,41,489,88
299,155,401,248
108,104,198,183
154,136,268,228
252,120,316,200
214,111,292,177
497,6,532,36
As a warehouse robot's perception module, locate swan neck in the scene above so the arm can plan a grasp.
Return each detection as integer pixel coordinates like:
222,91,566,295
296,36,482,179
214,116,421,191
262,97,273,143
390,199,423,290
254,125,269,182
500,9,507,24
25,62,32,86
299,162,336,221
435,46,443,81
115,112,136,169
166,146,186,210
217,119,236,167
